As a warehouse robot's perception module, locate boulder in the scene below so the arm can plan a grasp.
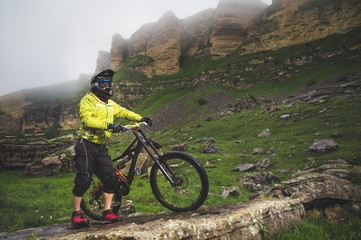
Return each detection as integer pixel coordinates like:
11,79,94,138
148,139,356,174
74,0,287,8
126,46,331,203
241,172,280,192
267,147,278,155
231,163,256,172
264,160,361,209
256,158,271,171
24,145,76,176
221,187,242,199
169,143,188,151
252,147,264,155
201,143,220,154
258,129,270,138
308,139,338,153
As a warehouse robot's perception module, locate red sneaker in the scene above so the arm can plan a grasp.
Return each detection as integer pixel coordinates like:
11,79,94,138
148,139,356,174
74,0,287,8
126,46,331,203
71,211,89,227
101,210,122,224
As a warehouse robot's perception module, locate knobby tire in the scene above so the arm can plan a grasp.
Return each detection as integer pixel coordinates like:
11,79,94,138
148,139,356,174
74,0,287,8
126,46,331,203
150,151,209,212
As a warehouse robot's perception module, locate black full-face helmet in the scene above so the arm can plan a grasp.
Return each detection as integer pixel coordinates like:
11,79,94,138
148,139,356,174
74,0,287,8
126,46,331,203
90,69,115,99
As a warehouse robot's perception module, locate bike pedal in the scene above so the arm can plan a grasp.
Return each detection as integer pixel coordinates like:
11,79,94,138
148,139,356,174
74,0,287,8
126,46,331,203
111,201,121,207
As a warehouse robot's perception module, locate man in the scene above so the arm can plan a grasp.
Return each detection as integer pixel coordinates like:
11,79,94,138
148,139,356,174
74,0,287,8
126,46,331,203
71,69,152,227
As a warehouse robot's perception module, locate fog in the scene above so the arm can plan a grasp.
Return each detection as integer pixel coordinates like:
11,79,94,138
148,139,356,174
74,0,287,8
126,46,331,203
0,0,272,96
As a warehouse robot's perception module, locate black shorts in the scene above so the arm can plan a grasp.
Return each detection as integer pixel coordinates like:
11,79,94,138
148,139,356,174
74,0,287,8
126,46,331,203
72,138,117,196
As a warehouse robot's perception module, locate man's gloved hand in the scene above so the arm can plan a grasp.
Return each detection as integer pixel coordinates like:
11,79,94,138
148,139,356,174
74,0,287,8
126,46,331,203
140,117,152,126
107,123,124,133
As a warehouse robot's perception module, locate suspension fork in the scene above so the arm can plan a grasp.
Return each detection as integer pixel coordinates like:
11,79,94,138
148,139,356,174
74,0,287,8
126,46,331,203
133,129,178,186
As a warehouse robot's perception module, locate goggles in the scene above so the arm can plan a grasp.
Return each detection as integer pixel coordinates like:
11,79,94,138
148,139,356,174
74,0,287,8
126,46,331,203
97,79,112,88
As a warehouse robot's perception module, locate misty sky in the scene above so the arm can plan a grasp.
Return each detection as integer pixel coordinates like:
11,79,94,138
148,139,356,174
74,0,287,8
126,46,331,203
0,0,272,96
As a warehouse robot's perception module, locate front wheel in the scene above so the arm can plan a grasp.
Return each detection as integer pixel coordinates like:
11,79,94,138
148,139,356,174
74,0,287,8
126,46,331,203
150,151,209,212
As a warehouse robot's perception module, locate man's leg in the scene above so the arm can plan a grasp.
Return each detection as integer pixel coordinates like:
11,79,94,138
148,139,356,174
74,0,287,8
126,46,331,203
103,192,113,211
73,195,83,212
98,147,122,224
71,139,93,227
101,191,122,224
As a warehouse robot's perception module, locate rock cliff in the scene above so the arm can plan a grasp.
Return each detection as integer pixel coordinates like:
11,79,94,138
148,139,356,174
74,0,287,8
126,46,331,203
244,0,361,53
210,0,267,56
110,0,267,76
108,0,361,76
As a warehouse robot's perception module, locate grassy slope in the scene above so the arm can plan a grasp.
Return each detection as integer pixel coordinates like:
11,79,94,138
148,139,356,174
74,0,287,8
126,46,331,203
1,28,361,233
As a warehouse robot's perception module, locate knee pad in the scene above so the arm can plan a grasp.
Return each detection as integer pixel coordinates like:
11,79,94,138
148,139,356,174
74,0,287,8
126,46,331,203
102,176,120,194
73,182,91,197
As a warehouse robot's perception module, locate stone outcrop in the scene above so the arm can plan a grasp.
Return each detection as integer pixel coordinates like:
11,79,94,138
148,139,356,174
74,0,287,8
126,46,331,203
0,198,306,240
24,144,76,176
254,159,361,206
126,11,183,77
181,8,215,57
109,0,267,76
245,0,361,54
0,141,72,168
145,11,182,76
108,0,361,76
110,34,128,71
210,0,267,56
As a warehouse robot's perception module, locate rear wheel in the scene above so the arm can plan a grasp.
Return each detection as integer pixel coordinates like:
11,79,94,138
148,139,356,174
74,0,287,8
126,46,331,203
80,176,122,220
150,151,209,212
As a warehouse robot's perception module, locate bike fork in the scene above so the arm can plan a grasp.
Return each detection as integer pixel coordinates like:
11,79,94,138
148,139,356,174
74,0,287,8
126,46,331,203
134,129,178,186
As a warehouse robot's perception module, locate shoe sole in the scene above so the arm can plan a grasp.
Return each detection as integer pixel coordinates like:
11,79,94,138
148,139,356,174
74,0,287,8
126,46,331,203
71,221,89,228
101,218,122,224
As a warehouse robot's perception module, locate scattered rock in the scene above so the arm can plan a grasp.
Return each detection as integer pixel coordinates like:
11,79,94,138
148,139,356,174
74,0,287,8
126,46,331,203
201,143,220,154
267,147,278,155
256,158,271,170
169,143,188,151
194,138,208,143
231,163,256,172
258,129,271,138
241,172,280,192
205,138,216,144
309,139,338,153
221,187,242,199
252,147,264,155
280,114,291,119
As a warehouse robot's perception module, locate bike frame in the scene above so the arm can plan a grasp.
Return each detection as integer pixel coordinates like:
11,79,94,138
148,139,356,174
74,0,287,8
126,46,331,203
112,128,178,187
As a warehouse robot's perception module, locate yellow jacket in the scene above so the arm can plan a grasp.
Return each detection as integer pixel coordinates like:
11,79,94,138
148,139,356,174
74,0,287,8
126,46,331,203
77,93,142,145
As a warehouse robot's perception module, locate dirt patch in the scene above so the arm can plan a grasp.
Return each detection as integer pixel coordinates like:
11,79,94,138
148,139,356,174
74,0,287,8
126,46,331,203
150,96,194,131
149,91,235,132
208,91,235,114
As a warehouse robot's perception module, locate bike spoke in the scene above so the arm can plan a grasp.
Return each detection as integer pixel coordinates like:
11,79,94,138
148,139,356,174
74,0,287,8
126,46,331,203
154,158,203,209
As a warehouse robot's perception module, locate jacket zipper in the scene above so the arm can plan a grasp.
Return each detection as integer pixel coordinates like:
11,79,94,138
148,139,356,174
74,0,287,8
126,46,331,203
104,103,109,145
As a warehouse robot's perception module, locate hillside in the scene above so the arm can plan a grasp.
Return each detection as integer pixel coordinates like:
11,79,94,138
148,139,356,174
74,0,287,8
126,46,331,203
1,48,361,236
0,0,360,135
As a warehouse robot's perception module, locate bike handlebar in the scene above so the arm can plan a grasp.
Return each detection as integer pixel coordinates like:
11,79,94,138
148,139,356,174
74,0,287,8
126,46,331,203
122,121,147,131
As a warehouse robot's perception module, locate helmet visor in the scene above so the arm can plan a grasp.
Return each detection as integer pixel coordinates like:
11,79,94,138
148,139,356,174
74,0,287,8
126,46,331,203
97,79,112,88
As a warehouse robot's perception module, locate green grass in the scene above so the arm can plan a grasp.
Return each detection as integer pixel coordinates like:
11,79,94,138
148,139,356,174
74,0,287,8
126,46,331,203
263,214,361,240
0,171,74,232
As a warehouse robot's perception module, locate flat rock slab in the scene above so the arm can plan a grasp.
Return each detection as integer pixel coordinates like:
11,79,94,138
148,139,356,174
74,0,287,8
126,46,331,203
0,198,305,240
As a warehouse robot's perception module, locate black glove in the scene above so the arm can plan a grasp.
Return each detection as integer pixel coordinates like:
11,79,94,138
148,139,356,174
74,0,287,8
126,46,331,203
140,117,152,126
107,123,124,133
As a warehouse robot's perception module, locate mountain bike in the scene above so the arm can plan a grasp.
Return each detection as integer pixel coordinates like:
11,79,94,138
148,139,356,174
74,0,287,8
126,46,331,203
80,122,209,220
